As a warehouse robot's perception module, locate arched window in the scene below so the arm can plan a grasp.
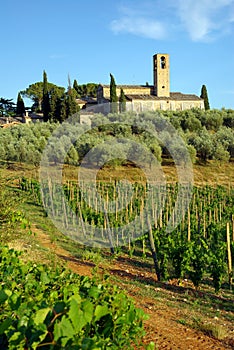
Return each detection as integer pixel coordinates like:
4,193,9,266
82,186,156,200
160,56,166,69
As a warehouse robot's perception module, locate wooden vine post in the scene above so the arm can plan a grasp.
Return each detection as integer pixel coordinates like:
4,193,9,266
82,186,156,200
203,210,206,238
104,207,115,254
62,196,68,228
232,214,234,242
226,222,233,290
48,178,55,217
77,202,86,238
147,216,161,281
187,207,191,241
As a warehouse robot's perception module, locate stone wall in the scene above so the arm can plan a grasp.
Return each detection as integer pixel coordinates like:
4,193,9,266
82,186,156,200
102,86,152,99
124,99,204,112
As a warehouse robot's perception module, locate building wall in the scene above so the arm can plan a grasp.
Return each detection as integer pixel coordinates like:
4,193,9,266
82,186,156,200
125,99,204,112
101,86,152,99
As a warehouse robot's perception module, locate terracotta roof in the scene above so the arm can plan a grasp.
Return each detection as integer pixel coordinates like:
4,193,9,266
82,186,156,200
76,97,97,104
125,92,203,101
100,84,153,89
170,92,203,101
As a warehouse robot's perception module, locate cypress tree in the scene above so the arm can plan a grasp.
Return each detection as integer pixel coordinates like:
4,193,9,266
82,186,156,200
59,95,67,122
119,88,126,113
68,74,72,92
66,81,79,117
73,79,79,97
66,93,78,117
16,92,25,116
48,89,60,121
42,70,50,121
110,73,118,113
200,85,210,110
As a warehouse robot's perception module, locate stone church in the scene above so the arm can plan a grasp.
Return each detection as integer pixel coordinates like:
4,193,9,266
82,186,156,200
96,53,204,112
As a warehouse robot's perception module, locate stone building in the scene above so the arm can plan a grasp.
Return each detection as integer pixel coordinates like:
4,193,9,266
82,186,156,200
97,53,204,112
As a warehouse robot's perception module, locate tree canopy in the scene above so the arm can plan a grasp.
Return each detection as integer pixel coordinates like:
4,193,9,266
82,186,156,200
21,81,65,112
73,81,98,98
0,98,15,117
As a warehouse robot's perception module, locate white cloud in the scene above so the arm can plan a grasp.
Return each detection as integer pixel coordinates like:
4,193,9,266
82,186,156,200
176,0,234,41
111,7,166,39
110,1,234,42
110,16,166,40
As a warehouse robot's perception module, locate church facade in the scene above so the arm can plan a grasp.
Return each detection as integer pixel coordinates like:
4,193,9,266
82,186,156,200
97,53,204,112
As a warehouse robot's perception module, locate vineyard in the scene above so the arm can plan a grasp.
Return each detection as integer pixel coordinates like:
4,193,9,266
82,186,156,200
0,163,233,349
0,246,146,349
20,176,234,293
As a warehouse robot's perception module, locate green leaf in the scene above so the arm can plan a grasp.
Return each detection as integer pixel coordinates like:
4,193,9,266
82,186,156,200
0,289,10,304
9,293,21,309
71,294,82,305
0,317,12,334
68,297,86,333
88,286,101,299
18,315,29,328
94,305,110,321
82,300,94,323
9,331,24,343
53,321,62,340
54,316,75,343
127,305,136,323
33,307,51,326
40,272,50,284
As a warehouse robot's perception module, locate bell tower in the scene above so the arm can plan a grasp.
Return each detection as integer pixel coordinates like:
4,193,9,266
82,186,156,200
153,53,170,97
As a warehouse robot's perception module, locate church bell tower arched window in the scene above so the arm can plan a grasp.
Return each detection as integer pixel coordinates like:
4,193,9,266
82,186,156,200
160,56,166,69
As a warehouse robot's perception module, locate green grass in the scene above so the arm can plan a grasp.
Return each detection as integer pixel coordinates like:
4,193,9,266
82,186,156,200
1,159,234,185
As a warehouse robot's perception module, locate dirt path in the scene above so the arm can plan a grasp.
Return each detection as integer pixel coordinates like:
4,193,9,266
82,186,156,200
34,230,233,350
138,304,230,350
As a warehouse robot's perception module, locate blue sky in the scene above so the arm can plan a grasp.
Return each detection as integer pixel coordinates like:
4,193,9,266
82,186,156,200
1,0,234,109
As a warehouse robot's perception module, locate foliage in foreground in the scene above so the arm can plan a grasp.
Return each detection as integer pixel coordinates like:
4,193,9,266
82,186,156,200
0,246,146,349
